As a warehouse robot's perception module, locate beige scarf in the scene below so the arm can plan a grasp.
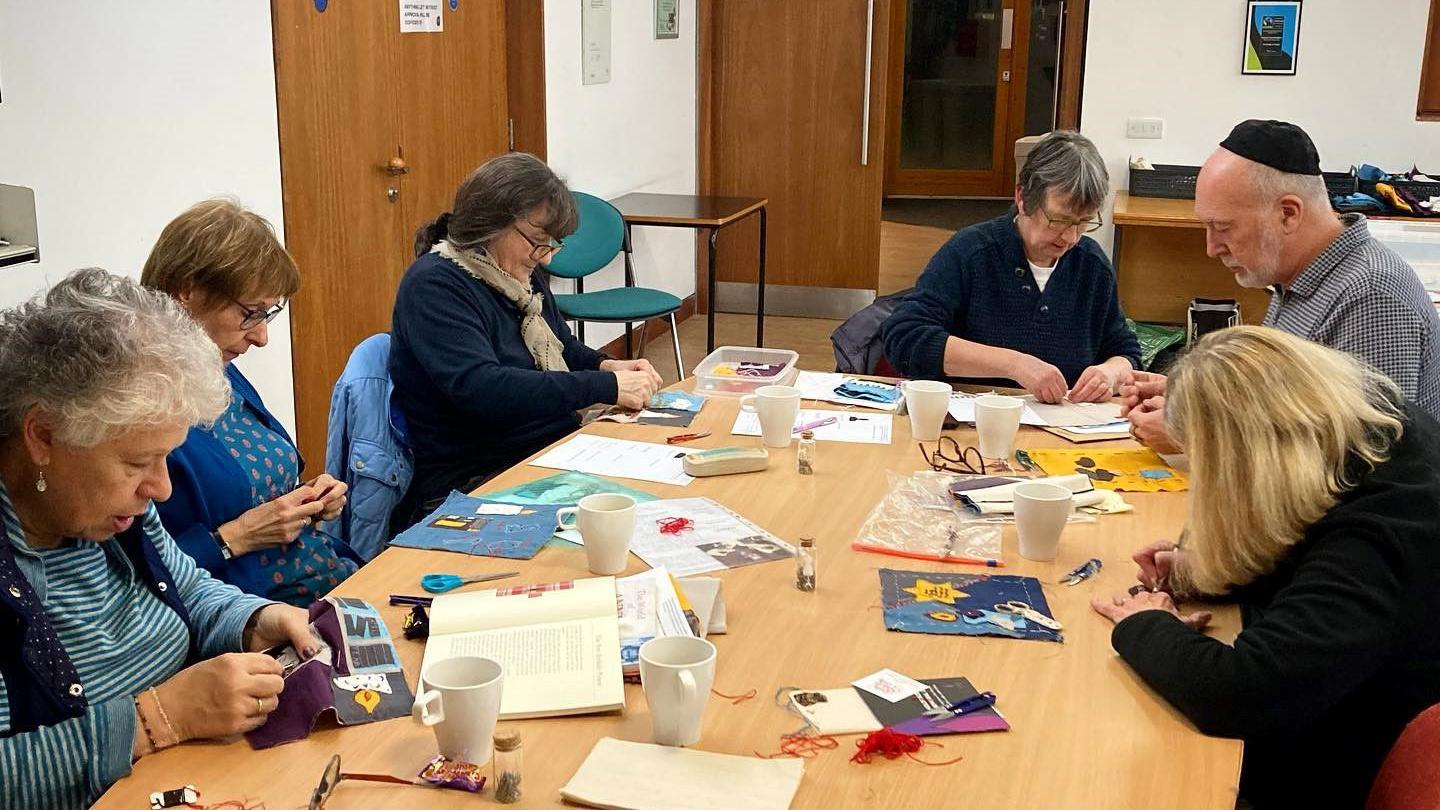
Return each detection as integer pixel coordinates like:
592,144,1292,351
435,239,569,372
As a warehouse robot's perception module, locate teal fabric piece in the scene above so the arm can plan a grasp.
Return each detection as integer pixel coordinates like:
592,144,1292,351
555,287,682,321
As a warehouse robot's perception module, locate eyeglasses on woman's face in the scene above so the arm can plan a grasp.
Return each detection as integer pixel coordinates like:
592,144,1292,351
1036,205,1104,234
512,223,564,261
231,298,287,330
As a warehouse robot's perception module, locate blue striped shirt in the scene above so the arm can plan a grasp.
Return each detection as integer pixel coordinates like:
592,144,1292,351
0,488,272,810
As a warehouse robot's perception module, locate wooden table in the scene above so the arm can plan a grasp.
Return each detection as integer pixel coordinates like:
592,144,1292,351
97,387,1242,810
610,192,768,353
1111,191,1272,325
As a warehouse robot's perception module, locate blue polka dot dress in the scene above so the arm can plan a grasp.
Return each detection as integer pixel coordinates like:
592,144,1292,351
208,391,357,606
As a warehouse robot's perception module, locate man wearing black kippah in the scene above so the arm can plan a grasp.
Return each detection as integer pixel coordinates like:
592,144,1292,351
1125,119,1440,452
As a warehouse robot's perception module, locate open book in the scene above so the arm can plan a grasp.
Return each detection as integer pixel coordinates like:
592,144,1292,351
423,576,624,719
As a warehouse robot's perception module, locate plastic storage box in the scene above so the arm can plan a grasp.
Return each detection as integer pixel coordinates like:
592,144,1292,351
691,346,799,396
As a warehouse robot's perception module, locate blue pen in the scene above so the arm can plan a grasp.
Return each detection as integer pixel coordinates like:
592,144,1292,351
923,691,997,719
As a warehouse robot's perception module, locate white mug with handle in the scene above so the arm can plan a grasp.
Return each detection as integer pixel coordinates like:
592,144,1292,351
412,655,504,764
738,384,802,449
639,636,717,747
556,493,636,574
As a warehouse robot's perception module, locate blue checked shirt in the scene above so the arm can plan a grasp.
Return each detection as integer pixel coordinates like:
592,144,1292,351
1265,214,1440,418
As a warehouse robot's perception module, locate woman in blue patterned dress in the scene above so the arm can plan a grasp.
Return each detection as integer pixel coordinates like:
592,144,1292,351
0,269,317,810
142,199,359,606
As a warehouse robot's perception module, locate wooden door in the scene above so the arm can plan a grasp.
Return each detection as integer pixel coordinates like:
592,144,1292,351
273,2,512,469
273,1,408,469
395,1,512,241
701,0,890,293
883,0,1028,197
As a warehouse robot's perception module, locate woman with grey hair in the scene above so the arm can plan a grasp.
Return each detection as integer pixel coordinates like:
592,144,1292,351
0,269,316,810
389,152,662,529
882,130,1141,404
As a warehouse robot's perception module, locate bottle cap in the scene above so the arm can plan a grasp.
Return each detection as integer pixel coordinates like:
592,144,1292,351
493,730,522,752
800,430,815,440
799,537,815,547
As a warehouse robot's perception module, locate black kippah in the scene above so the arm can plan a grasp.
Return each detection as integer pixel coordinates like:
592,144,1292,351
1219,119,1322,176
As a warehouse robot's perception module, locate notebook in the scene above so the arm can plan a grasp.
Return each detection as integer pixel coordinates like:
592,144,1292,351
423,576,624,718
560,737,804,810
855,676,1009,736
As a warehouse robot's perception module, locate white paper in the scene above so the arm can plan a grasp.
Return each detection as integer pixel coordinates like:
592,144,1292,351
794,370,902,411
852,668,930,703
948,392,1122,428
530,434,693,486
1022,397,1124,427
731,408,893,444
476,503,525,515
581,0,612,85
398,0,442,32
1061,420,1131,435
561,737,804,810
628,497,793,577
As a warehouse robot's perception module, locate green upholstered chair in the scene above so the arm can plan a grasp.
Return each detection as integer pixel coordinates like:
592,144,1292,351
544,192,684,375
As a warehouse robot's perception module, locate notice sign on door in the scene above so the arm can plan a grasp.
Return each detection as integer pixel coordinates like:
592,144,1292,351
400,0,443,32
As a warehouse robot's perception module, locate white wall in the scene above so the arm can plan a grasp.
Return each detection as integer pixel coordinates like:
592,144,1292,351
543,0,698,357
1081,0,1439,253
0,0,296,433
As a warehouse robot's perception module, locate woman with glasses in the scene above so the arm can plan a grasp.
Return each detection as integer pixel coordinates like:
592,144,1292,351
882,131,1141,403
142,199,359,606
389,152,661,530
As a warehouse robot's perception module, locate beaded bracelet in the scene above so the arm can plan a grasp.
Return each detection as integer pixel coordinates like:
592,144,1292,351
134,696,159,755
148,687,180,746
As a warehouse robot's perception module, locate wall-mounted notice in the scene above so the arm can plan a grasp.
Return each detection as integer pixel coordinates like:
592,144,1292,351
582,0,612,85
655,0,678,39
400,0,443,33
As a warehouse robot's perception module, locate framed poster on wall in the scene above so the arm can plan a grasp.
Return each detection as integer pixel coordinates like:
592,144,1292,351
1243,1,1301,75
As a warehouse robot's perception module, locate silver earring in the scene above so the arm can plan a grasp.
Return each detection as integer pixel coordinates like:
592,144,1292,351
35,469,47,493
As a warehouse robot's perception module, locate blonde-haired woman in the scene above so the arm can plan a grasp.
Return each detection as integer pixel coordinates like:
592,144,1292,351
1091,326,1440,810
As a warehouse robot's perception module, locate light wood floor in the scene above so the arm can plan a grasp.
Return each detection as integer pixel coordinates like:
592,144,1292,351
637,220,955,382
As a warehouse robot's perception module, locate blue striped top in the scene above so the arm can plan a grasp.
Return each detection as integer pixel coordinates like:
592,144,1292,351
0,485,272,810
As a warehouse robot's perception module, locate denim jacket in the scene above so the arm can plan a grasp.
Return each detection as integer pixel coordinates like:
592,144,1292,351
325,333,414,561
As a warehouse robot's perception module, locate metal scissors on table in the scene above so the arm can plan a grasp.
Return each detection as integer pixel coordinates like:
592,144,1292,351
994,600,1064,631
961,609,1016,632
420,571,519,594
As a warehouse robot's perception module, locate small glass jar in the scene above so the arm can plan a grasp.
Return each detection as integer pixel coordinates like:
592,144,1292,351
795,537,816,592
492,729,523,803
797,430,816,475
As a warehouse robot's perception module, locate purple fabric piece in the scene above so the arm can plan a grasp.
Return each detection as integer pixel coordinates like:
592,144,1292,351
892,711,1010,736
245,657,336,749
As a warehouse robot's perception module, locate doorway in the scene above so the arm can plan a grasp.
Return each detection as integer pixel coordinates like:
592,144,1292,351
883,0,1082,199
271,1,543,469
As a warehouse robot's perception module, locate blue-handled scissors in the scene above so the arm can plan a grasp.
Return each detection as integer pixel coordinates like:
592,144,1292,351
420,571,519,594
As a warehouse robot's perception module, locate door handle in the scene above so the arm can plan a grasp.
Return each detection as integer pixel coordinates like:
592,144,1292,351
860,0,875,166
384,145,410,176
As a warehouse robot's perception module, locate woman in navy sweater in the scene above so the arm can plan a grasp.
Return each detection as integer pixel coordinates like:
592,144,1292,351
389,153,661,529
143,200,357,606
882,131,1141,402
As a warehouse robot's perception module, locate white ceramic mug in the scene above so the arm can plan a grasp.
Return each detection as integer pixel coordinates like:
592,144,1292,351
556,493,636,575
412,656,504,764
738,385,802,449
639,636,717,747
902,380,952,441
1013,481,1073,562
974,394,1025,460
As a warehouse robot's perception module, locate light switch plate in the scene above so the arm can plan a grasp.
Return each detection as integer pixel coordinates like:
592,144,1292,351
1126,117,1164,139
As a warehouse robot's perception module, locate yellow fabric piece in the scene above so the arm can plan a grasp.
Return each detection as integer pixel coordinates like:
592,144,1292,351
1026,447,1188,492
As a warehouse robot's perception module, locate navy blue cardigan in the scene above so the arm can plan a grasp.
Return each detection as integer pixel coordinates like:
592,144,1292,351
154,364,359,598
389,251,618,475
0,515,195,736
882,212,1141,385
